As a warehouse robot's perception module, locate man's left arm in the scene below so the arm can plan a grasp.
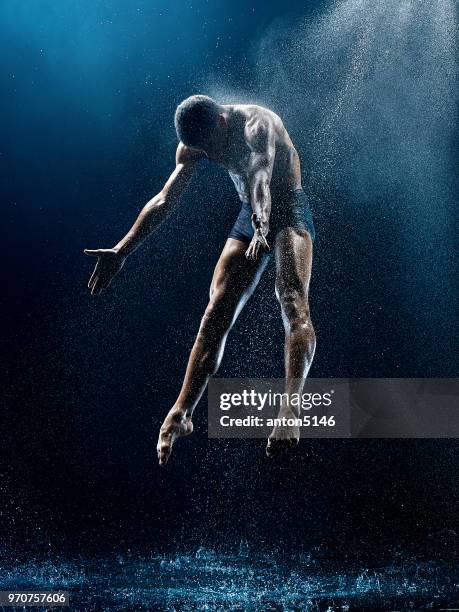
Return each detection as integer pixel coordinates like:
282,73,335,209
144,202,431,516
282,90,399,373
245,118,276,260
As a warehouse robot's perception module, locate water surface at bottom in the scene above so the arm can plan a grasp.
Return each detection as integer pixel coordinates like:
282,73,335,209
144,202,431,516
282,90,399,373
1,547,457,611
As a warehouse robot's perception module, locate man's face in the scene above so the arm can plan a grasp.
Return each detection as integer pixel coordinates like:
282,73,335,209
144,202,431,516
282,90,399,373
192,114,226,155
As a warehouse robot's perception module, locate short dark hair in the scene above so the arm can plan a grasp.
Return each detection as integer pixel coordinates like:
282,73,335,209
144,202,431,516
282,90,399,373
174,95,222,147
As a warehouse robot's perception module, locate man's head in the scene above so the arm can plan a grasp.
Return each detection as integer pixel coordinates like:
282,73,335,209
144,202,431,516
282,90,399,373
174,95,225,150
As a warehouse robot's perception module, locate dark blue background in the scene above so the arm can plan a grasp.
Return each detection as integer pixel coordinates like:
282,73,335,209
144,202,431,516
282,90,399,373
1,0,457,560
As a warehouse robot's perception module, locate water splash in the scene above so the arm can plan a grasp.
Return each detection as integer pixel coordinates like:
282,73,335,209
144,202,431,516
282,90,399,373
255,0,456,196
0,548,457,610
207,0,457,330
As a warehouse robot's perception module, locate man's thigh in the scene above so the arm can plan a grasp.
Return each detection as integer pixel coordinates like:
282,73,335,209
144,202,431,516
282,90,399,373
210,238,269,307
274,228,313,296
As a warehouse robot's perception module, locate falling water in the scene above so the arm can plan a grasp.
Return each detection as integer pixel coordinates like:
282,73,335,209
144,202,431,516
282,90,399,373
207,0,457,339
255,0,456,200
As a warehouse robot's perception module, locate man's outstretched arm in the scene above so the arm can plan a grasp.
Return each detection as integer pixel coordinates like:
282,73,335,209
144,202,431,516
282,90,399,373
245,117,276,260
84,144,202,295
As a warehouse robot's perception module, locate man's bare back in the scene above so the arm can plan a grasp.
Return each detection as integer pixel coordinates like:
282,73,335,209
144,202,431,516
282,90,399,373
84,95,316,464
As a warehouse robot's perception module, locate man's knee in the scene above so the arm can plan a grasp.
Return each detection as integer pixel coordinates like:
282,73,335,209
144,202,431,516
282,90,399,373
277,287,313,332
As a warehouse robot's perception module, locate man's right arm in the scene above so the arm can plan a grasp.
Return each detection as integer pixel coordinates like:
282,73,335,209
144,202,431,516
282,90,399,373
84,143,202,295
114,143,201,257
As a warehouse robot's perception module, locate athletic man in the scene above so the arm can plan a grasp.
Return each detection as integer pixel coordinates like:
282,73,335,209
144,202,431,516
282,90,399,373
84,95,316,464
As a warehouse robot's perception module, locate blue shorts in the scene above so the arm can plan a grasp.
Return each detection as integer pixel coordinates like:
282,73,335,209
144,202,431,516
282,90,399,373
228,189,315,243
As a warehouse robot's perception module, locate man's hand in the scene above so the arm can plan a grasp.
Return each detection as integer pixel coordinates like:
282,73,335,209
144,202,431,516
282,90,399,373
84,248,126,296
245,213,270,261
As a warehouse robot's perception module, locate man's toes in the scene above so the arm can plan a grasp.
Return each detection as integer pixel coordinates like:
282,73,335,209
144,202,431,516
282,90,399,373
157,429,173,466
266,438,283,458
266,437,298,458
157,442,171,466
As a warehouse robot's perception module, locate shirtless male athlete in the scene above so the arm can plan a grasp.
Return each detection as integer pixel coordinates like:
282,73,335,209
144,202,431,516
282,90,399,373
84,95,316,465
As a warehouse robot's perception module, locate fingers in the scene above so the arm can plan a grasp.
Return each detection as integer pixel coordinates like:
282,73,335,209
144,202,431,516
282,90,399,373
88,266,119,295
85,251,117,295
98,277,114,295
245,229,270,261
89,275,98,293
91,283,105,296
89,270,105,295
90,275,112,296
88,264,99,289
245,239,260,261
90,276,101,296
253,225,270,250
259,233,270,250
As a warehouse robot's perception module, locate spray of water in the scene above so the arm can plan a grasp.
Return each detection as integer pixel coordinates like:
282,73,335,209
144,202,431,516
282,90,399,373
207,0,457,329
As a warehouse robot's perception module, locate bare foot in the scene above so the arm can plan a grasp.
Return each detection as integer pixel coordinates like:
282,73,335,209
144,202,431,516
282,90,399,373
266,408,300,458
157,408,193,466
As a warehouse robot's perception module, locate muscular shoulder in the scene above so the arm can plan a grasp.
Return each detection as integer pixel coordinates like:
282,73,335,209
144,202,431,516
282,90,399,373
243,106,279,153
176,141,205,165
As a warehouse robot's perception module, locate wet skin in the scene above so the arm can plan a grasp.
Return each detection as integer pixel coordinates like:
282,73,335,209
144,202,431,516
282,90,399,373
84,103,316,464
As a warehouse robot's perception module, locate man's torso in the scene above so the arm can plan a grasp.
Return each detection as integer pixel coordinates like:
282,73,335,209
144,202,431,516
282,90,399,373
205,104,302,203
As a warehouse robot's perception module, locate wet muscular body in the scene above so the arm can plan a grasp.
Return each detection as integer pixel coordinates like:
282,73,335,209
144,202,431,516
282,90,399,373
85,104,316,464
